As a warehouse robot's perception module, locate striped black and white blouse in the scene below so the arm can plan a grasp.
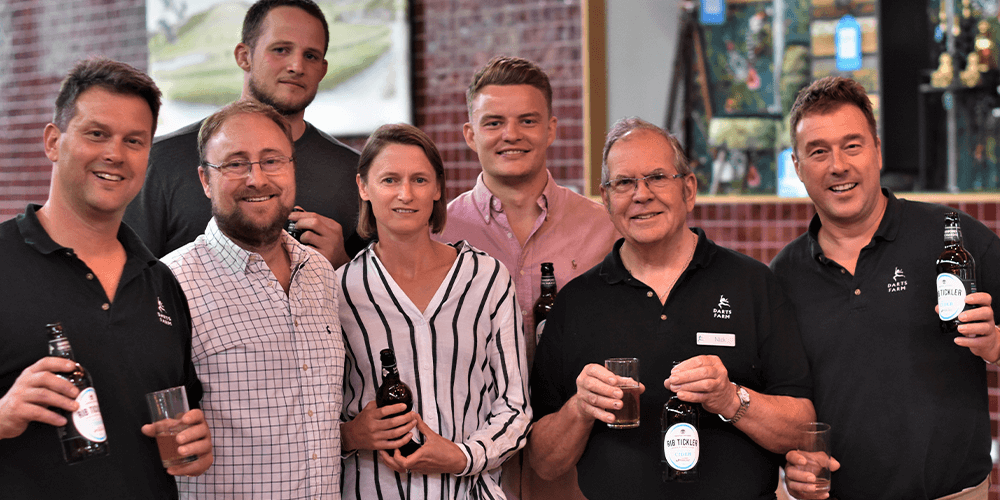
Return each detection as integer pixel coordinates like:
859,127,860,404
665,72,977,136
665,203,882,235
338,240,531,500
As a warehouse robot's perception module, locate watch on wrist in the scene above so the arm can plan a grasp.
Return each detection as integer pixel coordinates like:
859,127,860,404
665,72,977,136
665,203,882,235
719,383,750,423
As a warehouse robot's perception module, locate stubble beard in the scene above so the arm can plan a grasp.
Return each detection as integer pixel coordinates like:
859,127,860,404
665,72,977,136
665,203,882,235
213,194,293,250
247,74,315,117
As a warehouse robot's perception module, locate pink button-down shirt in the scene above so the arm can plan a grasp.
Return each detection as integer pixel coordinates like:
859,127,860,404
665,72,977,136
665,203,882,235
438,171,619,368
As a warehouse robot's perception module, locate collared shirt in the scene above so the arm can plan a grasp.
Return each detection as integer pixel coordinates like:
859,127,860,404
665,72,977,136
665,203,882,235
532,230,812,500
163,219,344,500
770,189,999,499
438,171,618,367
338,241,531,500
0,204,199,499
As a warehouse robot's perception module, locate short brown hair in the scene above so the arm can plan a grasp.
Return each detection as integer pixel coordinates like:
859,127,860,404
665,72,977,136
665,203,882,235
53,57,161,137
242,0,329,54
602,117,690,184
197,100,294,165
789,76,877,154
466,56,553,116
356,123,447,239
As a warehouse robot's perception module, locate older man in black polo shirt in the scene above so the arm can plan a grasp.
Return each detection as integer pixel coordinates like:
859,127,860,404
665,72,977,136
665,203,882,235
527,117,815,499
773,76,999,500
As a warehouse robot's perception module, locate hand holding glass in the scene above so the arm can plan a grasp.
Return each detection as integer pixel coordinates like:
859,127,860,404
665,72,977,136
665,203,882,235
604,358,640,429
146,386,198,468
797,422,832,492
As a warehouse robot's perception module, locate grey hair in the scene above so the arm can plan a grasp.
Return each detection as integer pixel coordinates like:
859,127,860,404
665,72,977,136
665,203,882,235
601,117,690,184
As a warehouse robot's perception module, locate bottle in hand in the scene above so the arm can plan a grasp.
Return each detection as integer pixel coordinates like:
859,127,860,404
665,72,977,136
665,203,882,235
533,262,557,345
937,212,978,335
47,322,109,464
662,363,698,482
376,348,421,456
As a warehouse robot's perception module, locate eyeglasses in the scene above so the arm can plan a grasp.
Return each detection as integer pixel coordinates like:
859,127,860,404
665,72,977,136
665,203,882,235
601,172,684,195
202,156,293,178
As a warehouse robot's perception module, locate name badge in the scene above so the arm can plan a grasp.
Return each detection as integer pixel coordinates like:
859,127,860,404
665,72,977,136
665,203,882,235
697,332,736,347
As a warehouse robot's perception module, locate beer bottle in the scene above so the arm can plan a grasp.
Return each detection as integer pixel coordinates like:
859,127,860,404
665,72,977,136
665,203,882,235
375,348,421,456
532,262,557,345
936,212,978,335
662,363,699,482
47,322,109,464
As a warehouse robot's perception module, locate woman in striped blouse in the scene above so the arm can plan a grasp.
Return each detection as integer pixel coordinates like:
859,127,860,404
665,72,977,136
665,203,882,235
337,123,531,499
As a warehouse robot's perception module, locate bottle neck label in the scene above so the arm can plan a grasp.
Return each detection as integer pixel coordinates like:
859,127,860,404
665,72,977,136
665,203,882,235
937,273,972,321
49,338,74,359
72,388,107,443
944,226,960,242
663,422,699,470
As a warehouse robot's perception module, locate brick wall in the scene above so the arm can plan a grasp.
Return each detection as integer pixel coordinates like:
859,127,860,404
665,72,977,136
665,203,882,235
2,1,999,496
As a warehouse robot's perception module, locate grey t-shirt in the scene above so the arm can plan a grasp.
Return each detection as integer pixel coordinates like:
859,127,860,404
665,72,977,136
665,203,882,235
125,120,363,257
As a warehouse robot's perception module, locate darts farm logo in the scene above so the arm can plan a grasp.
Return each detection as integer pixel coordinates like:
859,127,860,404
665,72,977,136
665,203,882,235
887,267,907,293
713,295,732,320
157,298,173,326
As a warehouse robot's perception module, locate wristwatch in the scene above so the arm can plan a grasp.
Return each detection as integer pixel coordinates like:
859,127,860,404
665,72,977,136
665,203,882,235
719,383,750,423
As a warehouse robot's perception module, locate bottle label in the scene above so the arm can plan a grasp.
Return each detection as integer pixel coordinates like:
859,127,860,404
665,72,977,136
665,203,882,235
663,422,699,471
535,319,546,345
937,273,969,321
72,388,107,443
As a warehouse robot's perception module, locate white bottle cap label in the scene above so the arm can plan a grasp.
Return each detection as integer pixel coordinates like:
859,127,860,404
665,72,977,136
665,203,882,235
937,273,967,321
73,387,107,443
663,422,699,471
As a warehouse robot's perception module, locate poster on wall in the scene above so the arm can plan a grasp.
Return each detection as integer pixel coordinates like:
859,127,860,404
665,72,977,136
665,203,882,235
146,0,411,137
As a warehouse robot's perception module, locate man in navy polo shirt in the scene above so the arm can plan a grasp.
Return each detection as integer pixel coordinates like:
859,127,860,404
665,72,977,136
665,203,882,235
528,117,815,499
0,58,212,498
773,76,1000,500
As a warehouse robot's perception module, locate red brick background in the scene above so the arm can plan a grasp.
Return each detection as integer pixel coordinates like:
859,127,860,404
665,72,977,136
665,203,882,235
2,1,999,496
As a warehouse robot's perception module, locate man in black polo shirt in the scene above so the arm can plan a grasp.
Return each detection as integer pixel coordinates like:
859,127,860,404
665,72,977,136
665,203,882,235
0,58,212,499
773,76,1000,500
528,117,815,499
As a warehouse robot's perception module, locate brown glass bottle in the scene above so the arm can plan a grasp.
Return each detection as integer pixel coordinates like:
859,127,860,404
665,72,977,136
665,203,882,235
47,322,110,464
532,262,557,345
662,363,698,482
936,212,978,335
375,348,421,456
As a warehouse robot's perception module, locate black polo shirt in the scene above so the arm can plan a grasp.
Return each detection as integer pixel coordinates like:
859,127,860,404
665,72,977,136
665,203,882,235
770,189,999,500
532,228,812,500
0,204,201,499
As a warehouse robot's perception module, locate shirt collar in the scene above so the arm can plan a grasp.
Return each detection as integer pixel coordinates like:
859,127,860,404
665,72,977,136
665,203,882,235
470,170,556,224
599,227,712,285
17,203,157,267
806,187,900,260
204,218,310,275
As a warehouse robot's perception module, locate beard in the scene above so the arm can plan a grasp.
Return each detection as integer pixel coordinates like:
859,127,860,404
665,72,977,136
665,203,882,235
212,190,293,250
247,73,316,117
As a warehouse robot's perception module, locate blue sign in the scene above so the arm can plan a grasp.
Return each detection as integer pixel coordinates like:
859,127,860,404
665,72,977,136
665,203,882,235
700,0,726,25
835,15,863,72
777,148,809,198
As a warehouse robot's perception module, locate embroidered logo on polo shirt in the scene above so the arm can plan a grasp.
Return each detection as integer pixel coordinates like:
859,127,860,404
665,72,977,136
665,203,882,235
713,295,732,319
887,267,908,293
157,298,173,326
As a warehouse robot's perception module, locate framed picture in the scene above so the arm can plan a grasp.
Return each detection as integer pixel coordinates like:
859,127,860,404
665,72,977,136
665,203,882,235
146,0,411,136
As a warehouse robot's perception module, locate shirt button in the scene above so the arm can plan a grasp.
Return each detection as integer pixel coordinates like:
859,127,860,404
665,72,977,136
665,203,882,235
307,409,314,417
660,314,667,320
101,303,110,311
294,319,299,327
519,270,525,276
85,273,94,280
522,310,528,316
64,250,73,257
854,289,861,296
312,453,318,460
302,364,309,371
506,232,513,239
840,269,846,274
647,291,654,298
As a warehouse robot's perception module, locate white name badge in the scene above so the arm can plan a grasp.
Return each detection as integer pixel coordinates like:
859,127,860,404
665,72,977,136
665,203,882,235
697,332,736,347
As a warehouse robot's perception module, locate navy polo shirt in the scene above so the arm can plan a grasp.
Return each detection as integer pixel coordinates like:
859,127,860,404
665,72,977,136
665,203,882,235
532,228,812,500
771,189,1000,499
0,204,200,499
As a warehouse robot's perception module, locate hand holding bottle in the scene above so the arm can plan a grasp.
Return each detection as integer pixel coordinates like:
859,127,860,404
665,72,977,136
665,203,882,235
0,356,80,439
378,413,467,476
341,400,418,452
